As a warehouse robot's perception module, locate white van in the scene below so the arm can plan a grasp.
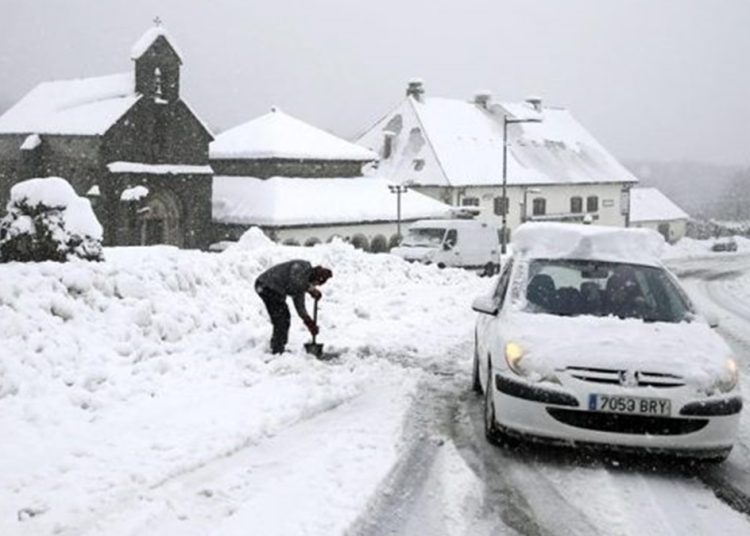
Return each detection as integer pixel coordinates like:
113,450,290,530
391,219,501,275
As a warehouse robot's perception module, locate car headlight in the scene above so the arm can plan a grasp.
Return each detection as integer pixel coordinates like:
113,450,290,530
505,342,526,375
504,341,561,384
716,357,739,393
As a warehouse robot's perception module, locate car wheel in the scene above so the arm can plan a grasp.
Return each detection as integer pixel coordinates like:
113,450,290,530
472,333,482,394
481,262,494,277
484,365,501,444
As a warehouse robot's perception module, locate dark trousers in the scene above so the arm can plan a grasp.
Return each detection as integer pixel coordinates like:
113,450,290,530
255,283,290,354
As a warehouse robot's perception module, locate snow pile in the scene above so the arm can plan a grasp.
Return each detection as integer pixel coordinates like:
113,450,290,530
0,177,103,262
513,222,665,266
0,231,486,535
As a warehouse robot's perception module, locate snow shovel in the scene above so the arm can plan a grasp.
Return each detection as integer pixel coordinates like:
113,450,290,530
304,298,325,358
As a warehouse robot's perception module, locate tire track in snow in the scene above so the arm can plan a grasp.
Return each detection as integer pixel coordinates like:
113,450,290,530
348,341,525,536
675,258,750,517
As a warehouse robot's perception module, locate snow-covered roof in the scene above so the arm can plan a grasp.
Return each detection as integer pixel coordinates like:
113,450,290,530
212,175,453,227
0,73,138,136
107,162,214,175
357,95,638,188
130,26,183,62
210,108,377,162
513,222,665,267
629,187,689,223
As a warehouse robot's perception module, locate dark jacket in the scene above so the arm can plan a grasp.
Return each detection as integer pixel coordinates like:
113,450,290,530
255,260,313,317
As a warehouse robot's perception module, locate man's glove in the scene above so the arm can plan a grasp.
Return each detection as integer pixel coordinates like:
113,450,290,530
308,287,322,301
303,316,319,336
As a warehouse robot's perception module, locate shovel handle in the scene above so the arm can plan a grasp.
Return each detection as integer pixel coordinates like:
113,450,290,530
311,297,319,344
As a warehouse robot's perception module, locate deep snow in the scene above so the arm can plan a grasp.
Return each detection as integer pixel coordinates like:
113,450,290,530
0,231,485,535
2,232,750,535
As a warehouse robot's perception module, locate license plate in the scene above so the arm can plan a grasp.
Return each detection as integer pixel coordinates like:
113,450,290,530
588,394,671,416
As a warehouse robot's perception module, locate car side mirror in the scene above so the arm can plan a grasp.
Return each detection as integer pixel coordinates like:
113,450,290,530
472,295,499,316
443,240,454,251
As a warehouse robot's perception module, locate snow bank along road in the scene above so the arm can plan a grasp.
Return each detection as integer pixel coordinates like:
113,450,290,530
1,233,750,535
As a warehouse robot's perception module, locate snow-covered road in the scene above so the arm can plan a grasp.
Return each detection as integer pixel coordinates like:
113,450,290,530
2,236,750,535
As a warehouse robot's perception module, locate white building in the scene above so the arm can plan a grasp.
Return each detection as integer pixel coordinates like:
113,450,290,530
356,81,638,239
212,175,454,250
209,107,455,249
629,187,689,243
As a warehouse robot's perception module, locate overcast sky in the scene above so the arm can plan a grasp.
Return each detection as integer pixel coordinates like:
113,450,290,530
1,0,748,165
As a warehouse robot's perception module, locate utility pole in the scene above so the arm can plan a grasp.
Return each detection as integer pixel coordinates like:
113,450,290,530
388,184,409,243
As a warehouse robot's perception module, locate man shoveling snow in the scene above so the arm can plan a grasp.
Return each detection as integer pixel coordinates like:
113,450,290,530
254,260,333,354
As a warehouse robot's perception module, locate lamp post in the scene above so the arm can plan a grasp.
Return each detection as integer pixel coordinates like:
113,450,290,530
389,184,409,243
521,186,541,223
501,115,542,254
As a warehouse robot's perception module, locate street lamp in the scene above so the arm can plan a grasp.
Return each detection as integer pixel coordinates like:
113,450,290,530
388,184,409,243
501,115,542,254
521,186,541,223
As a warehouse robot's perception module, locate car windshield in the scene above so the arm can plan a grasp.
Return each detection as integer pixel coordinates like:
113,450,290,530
401,228,446,247
524,259,692,323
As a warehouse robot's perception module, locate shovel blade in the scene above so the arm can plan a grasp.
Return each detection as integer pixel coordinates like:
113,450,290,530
304,342,324,358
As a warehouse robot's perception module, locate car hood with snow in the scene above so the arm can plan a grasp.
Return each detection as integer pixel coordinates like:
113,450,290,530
501,312,735,391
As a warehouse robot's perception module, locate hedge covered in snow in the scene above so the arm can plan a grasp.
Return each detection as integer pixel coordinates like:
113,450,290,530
0,177,103,263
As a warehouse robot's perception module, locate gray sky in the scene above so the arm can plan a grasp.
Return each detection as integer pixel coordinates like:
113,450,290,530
1,0,748,165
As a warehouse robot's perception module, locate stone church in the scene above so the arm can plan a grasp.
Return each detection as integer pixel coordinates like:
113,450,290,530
0,25,214,248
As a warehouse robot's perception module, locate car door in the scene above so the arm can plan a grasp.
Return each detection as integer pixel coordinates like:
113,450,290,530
476,259,514,390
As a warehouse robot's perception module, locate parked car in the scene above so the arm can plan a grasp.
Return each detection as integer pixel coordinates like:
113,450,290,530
711,238,738,252
391,219,501,275
472,223,741,462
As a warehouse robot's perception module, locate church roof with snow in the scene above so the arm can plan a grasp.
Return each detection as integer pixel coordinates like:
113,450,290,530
0,73,138,135
357,86,639,188
629,187,689,223
0,25,186,137
212,175,453,227
130,25,183,62
210,108,378,162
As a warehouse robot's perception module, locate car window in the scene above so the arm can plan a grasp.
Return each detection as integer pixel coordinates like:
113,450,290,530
401,228,445,247
493,260,514,306
445,229,458,247
524,259,691,322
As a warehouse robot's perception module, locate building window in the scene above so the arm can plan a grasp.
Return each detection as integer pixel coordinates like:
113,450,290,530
493,196,509,215
587,195,599,212
461,196,480,207
570,196,583,213
532,197,546,216
413,158,425,171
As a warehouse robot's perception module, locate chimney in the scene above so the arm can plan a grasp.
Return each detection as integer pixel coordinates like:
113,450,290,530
473,90,492,110
406,78,425,101
525,96,543,112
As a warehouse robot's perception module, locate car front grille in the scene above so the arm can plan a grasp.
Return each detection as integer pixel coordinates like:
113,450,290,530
565,366,685,388
547,408,708,435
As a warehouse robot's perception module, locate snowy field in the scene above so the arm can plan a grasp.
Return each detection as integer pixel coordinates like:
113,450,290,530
0,230,487,535
3,233,750,536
